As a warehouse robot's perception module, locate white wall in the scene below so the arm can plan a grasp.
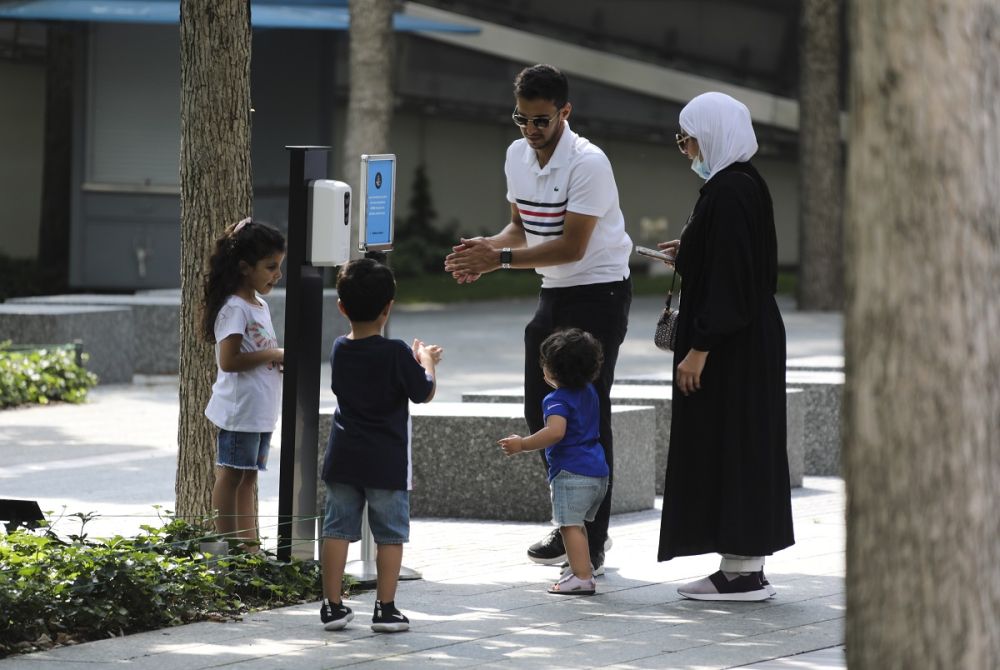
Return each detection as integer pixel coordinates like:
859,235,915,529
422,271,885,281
0,61,44,259
388,114,514,237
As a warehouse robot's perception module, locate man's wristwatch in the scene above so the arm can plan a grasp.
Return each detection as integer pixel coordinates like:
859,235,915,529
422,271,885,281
500,247,512,270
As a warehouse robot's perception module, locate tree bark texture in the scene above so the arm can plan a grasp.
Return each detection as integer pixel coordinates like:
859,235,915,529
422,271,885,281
343,0,394,256
176,0,253,522
798,0,844,310
845,1,1000,667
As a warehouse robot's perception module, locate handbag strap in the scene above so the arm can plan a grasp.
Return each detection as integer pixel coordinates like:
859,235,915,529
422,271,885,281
664,266,678,310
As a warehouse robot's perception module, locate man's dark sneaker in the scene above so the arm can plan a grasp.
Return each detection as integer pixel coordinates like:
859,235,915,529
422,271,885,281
528,530,613,566
527,528,566,565
591,550,605,576
757,571,777,598
677,570,770,602
320,599,354,631
371,600,410,633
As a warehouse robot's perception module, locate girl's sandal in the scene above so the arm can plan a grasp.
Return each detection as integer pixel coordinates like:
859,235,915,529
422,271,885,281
548,573,596,596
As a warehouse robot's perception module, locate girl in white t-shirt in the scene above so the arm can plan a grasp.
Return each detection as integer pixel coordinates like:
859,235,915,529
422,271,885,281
201,218,286,551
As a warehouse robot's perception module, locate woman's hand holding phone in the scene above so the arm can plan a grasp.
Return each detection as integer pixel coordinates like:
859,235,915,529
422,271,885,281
658,239,680,259
635,242,678,266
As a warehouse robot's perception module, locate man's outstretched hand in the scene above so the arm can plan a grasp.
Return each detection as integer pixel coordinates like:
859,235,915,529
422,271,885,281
444,237,498,280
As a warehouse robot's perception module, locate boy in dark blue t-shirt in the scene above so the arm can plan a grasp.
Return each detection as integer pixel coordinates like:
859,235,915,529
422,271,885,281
319,259,442,633
499,328,609,596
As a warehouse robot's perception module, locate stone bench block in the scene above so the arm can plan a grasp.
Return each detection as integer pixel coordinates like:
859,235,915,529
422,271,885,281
0,304,135,384
465,384,805,489
317,402,657,522
615,372,673,386
786,355,844,372
10,294,179,374
785,388,805,487
786,370,844,476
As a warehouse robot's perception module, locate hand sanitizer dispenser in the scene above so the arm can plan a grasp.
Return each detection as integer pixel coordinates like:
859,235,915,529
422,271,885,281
307,180,352,266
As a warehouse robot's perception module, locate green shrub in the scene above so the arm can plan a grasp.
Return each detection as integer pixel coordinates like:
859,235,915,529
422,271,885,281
0,342,98,408
0,514,325,657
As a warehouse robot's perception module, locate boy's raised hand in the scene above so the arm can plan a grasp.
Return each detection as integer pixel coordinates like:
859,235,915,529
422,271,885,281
498,435,524,456
412,338,443,365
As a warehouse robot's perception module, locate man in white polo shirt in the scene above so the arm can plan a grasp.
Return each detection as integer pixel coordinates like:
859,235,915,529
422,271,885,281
444,64,632,575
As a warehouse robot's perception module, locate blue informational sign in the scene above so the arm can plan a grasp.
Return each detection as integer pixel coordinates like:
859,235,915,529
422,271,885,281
359,154,396,251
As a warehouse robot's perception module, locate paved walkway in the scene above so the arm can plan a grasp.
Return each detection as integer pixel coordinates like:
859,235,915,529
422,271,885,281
0,296,846,669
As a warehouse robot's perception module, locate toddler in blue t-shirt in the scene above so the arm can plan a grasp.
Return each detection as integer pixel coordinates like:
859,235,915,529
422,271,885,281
499,328,609,595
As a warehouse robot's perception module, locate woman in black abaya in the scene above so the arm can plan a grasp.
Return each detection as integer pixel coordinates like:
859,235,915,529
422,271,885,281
656,92,794,601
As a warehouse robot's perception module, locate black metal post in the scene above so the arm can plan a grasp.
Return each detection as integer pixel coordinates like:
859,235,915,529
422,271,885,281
277,146,329,562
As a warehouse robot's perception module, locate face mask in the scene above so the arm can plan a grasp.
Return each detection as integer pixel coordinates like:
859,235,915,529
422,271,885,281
691,155,711,180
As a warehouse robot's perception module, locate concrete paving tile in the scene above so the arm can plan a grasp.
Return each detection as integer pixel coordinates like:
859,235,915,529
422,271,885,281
298,627,471,662
547,611,675,638
506,636,663,669
212,640,407,670
140,637,334,669
588,582,691,609
351,651,495,669
639,591,843,637
742,644,845,669
412,618,535,640
635,602,844,657
0,661,96,669
641,623,845,669
2,630,216,665
388,638,523,666
472,660,584,670
31,613,293,657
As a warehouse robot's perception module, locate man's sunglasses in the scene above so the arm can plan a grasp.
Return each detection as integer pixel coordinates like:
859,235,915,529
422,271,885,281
512,108,561,130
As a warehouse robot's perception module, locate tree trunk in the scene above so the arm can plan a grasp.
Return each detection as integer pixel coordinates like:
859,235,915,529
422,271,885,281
845,1,1000,667
797,0,843,310
343,0,394,256
176,0,253,523
36,23,76,289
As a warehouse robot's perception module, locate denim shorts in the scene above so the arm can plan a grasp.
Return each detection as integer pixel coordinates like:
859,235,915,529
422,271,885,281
217,429,271,471
550,471,608,527
322,482,409,544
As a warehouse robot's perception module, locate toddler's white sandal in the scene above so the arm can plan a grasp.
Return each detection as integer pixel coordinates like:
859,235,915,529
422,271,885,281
548,573,596,596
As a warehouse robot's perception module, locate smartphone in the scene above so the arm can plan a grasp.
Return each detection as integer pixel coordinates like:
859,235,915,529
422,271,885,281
635,245,675,263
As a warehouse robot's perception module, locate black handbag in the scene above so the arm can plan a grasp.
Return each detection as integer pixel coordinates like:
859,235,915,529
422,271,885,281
653,269,679,351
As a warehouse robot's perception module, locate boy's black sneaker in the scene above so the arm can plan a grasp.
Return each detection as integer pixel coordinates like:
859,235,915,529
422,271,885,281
527,528,566,565
320,599,354,631
371,600,410,633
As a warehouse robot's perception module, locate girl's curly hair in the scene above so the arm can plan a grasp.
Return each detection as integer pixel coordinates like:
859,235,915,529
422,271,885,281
200,219,286,343
538,328,604,389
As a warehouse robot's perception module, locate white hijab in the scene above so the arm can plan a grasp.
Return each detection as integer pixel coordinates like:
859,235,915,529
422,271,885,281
679,92,758,180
